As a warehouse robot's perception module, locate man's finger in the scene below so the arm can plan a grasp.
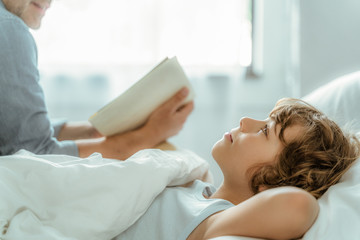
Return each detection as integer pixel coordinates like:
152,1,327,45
176,101,194,117
163,87,190,111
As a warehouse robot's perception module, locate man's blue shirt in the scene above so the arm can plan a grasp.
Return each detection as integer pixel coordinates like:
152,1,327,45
0,0,78,156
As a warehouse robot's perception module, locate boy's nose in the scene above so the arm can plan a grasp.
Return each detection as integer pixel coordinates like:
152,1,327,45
239,117,265,132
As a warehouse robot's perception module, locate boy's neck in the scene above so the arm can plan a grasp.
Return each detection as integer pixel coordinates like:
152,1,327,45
210,181,254,205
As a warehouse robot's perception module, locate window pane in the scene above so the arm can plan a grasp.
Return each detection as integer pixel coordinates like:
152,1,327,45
33,0,252,68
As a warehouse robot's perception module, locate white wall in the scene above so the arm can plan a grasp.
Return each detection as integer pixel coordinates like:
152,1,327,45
299,0,360,96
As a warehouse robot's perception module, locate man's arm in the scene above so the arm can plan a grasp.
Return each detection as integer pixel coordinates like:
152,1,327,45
204,187,319,240
56,121,102,141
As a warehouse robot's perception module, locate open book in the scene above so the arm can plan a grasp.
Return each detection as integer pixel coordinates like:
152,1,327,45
89,57,195,136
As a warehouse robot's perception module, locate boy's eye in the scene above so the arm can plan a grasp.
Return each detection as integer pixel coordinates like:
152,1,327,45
261,125,268,136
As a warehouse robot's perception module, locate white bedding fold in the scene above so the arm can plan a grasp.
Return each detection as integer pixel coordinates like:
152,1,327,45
0,149,209,240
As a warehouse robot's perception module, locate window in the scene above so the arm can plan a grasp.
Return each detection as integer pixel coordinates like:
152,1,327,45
33,0,252,72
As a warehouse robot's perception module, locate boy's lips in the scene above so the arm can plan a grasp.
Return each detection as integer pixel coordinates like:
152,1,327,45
225,131,233,143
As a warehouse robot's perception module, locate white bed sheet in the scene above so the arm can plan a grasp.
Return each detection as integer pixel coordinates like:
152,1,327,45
0,149,209,240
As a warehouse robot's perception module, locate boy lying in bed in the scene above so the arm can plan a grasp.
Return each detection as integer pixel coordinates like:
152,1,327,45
1,97,358,239
116,98,360,240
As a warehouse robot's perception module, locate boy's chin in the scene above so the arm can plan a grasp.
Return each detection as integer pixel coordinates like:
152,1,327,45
211,140,223,162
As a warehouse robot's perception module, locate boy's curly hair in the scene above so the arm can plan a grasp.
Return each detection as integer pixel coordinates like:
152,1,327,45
248,98,360,199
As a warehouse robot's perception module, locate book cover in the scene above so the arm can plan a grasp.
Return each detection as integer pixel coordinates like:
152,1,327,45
89,56,195,136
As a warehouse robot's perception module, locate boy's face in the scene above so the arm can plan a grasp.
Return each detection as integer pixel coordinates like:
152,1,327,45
212,117,301,190
3,0,51,29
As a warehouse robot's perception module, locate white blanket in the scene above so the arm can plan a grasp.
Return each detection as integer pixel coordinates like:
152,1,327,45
0,149,209,240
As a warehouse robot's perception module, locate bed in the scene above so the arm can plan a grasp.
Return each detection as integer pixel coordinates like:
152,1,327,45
1,71,359,240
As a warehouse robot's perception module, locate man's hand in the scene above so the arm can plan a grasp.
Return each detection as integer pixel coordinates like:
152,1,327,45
76,87,194,160
143,87,194,143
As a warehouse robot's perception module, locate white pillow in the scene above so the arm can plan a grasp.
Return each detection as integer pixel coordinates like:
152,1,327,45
302,71,360,132
303,158,360,239
302,71,360,239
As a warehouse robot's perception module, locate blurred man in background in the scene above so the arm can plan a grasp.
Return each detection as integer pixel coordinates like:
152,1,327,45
0,0,193,159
